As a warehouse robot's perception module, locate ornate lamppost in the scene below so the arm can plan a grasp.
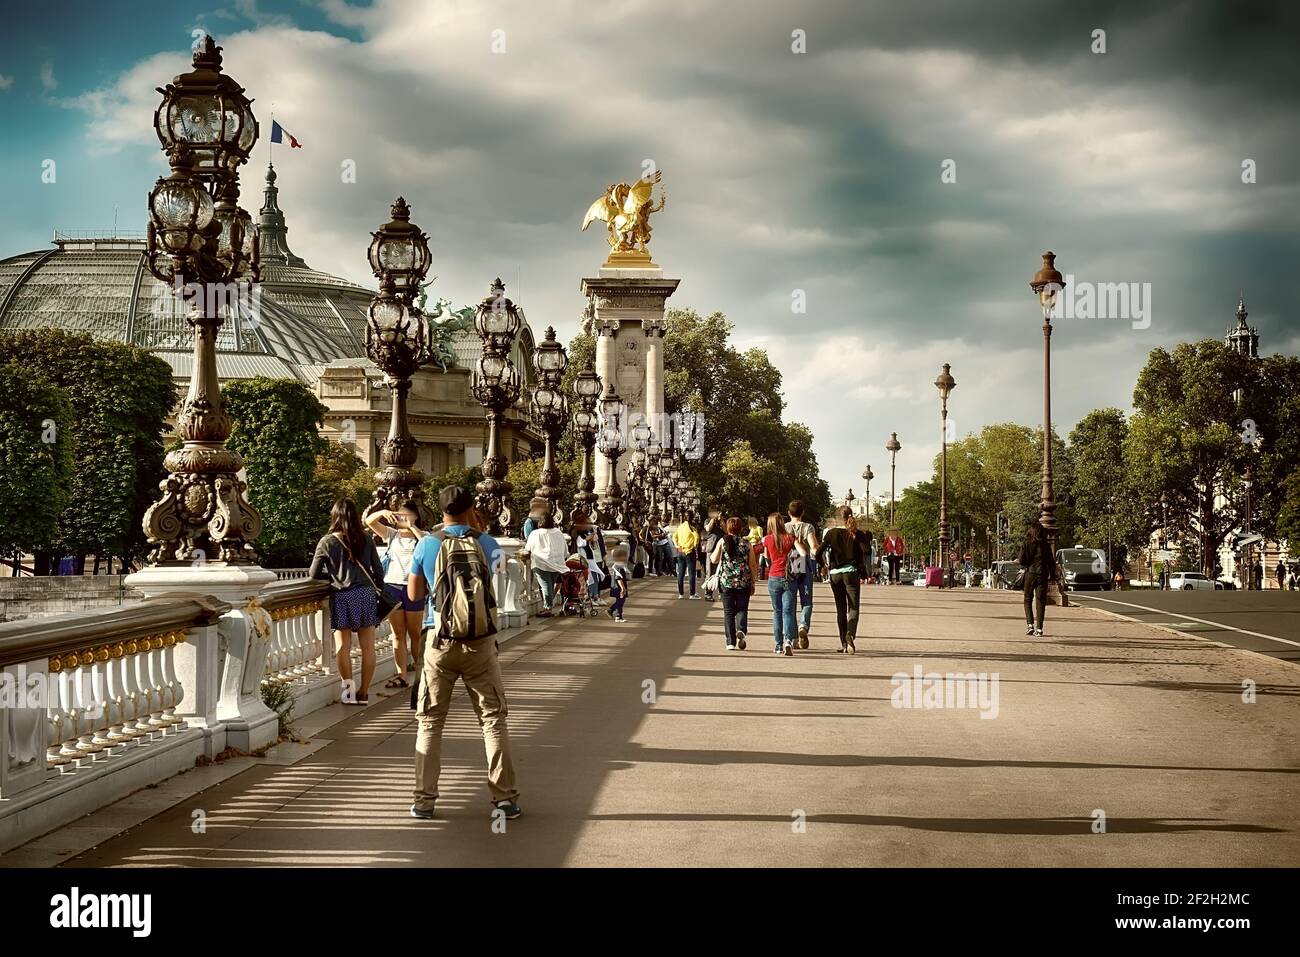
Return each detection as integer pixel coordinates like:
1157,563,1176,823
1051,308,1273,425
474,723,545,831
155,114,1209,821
571,364,603,519
364,198,434,524
471,278,523,535
934,363,956,586
1030,251,1067,606
139,37,263,567
845,488,857,514
885,432,902,527
596,384,627,528
529,326,569,523
861,465,874,520
624,419,652,530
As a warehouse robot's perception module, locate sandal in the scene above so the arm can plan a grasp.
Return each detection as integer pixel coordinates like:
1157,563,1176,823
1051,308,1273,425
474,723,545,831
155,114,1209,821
384,676,409,689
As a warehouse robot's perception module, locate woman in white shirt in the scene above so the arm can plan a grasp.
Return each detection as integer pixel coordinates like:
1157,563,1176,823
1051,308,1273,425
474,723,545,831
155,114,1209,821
365,500,428,690
524,509,569,617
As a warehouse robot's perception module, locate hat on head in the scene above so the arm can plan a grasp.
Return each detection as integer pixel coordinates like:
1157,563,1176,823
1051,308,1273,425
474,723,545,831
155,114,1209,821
439,485,474,516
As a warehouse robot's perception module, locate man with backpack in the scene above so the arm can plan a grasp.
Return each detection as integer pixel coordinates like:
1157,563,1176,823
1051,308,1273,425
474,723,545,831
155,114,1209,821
406,485,521,822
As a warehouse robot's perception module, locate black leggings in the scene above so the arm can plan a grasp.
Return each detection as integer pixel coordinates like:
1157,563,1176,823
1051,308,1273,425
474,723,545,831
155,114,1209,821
829,571,862,642
1023,570,1046,630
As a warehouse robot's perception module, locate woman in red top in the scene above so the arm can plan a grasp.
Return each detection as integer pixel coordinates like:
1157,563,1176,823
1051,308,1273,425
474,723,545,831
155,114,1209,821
763,512,809,656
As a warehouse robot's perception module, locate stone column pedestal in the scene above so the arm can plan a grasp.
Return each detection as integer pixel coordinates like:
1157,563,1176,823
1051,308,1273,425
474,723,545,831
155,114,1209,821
582,263,679,487
125,564,280,753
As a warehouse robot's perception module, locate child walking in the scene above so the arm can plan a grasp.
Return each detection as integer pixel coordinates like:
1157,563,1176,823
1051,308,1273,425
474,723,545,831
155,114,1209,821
606,544,632,622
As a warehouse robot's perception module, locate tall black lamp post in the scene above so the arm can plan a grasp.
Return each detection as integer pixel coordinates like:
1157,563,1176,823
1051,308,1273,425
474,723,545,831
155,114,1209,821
861,465,874,520
471,278,523,535
364,197,434,525
571,365,602,519
1030,251,1067,605
934,363,956,586
140,36,262,565
596,385,626,529
529,326,569,523
885,432,902,527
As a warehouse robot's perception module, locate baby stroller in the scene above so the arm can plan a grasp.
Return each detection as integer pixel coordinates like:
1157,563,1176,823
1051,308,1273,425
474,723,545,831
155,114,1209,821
560,556,599,617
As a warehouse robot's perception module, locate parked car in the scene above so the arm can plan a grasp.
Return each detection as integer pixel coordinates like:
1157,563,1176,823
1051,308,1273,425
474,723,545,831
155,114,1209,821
1057,547,1109,591
1169,572,1221,591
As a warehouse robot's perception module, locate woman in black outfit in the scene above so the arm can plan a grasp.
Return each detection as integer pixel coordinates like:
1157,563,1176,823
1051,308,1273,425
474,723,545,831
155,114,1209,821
309,498,386,705
1018,519,1056,636
816,505,873,654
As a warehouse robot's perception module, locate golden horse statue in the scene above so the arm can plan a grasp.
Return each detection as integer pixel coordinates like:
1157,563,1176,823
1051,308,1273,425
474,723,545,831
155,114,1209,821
581,169,666,257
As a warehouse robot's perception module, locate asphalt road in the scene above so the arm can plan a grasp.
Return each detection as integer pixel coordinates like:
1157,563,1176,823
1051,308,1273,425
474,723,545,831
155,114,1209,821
1068,589,1300,664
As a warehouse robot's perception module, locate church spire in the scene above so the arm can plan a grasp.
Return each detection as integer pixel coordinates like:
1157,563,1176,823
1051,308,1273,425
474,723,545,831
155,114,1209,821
257,162,308,268
1225,295,1259,359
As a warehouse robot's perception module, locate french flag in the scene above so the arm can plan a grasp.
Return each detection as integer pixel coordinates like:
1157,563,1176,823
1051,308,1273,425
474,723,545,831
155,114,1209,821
270,120,302,149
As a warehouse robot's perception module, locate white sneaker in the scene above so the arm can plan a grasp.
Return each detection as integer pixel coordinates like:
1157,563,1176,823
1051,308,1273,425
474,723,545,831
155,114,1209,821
689,594,701,600
725,644,737,651
677,594,685,600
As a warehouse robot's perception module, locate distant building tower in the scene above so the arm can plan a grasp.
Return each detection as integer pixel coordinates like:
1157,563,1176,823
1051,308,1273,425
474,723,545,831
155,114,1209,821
1225,298,1259,358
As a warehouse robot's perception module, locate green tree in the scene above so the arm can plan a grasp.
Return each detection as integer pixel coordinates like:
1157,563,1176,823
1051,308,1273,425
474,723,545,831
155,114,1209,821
1276,469,1300,547
0,363,74,563
1,329,175,570
561,307,831,523
1126,341,1252,576
306,441,376,544
224,377,328,567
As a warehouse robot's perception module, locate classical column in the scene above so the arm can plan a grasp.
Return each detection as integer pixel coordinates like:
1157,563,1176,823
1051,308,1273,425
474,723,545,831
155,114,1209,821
644,319,666,435
593,317,617,496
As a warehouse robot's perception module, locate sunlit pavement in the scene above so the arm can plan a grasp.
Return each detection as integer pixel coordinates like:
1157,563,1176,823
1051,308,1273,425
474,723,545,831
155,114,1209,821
34,578,1300,867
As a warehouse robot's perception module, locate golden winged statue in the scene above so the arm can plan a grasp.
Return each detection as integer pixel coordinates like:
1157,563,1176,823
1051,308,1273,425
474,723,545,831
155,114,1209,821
581,169,666,257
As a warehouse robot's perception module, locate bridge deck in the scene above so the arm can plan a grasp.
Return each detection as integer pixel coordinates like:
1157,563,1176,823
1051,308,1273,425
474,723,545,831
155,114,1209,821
9,579,1298,867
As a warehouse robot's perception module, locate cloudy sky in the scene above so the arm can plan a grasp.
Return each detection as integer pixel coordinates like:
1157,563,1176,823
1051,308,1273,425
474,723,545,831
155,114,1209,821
2,0,1297,503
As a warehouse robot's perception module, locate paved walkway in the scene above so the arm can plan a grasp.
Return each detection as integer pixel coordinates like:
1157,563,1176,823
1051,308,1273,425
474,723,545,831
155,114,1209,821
21,578,1300,867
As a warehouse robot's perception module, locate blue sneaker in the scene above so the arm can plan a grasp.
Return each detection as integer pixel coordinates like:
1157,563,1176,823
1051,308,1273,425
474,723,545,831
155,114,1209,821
494,800,522,820
410,803,435,820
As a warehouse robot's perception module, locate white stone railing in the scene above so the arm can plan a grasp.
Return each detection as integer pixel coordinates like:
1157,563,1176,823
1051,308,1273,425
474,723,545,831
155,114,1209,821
273,567,311,581
0,594,231,854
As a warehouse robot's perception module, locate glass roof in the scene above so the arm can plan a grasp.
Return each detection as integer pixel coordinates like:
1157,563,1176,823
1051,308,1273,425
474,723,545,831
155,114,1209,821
0,241,369,376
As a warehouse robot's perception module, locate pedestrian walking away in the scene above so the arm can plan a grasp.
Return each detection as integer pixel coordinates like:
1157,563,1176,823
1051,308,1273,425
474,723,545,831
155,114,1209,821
309,498,386,706
406,485,520,822
1018,518,1056,637
818,505,871,654
711,515,759,651
365,500,429,690
762,512,809,656
673,514,701,598
785,501,820,648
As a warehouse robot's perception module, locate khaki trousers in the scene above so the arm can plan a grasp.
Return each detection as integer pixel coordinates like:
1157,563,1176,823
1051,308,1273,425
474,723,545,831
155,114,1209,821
413,630,519,810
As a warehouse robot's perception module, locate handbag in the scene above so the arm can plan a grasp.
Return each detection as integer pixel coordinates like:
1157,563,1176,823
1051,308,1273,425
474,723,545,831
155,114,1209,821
334,533,400,619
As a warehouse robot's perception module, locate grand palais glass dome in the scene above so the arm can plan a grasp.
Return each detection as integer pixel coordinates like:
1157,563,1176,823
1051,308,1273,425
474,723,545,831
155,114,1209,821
0,165,371,381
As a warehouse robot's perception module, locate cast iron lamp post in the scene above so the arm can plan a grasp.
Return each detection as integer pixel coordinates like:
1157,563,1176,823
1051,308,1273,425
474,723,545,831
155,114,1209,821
571,365,602,519
472,278,523,535
596,385,627,529
140,36,263,565
845,488,856,515
529,326,569,523
885,432,902,527
861,465,874,520
1030,251,1067,605
364,197,435,525
934,362,956,586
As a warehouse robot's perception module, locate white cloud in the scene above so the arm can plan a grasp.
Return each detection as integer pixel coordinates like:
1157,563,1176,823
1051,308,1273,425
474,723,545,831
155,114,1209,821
39,61,56,93
0,74,13,91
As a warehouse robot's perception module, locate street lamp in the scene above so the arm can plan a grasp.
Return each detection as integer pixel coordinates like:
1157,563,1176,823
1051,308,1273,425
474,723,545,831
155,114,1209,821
885,431,902,528
934,362,956,586
624,418,653,530
596,384,626,529
861,465,873,519
571,365,602,519
845,488,856,514
364,197,434,525
139,36,262,565
471,278,523,535
1030,251,1067,605
529,326,569,523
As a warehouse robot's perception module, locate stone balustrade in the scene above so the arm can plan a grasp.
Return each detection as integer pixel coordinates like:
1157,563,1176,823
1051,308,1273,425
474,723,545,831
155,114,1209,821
0,549,533,855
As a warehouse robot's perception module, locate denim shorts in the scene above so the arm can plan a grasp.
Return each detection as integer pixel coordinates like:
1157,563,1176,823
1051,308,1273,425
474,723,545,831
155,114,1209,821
384,581,425,613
